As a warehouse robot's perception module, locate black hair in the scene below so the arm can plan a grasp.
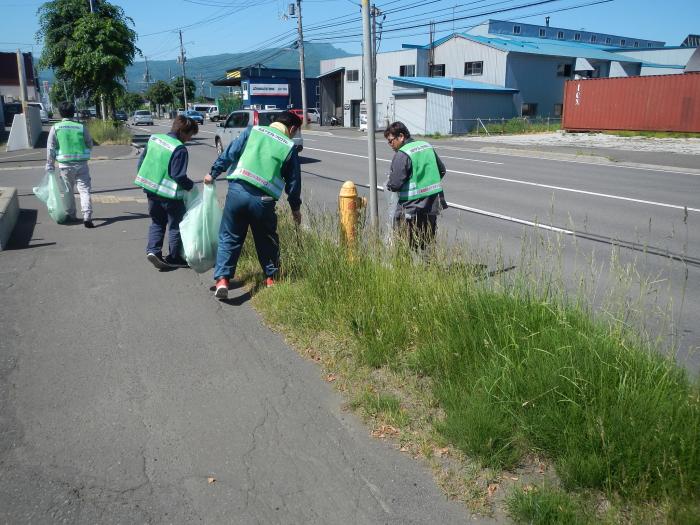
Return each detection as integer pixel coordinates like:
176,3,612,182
171,115,199,139
273,110,302,129
58,101,75,118
384,121,411,140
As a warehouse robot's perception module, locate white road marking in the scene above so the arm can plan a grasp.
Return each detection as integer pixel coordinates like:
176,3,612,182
1,151,43,160
305,146,699,213
316,133,699,176
438,155,503,165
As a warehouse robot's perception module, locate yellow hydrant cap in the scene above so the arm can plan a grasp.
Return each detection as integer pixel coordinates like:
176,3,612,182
339,180,357,198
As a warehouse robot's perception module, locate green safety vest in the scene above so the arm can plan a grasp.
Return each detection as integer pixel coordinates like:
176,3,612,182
54,121,91,163
134,134,185,200
227,126,293,200
398,141,443,202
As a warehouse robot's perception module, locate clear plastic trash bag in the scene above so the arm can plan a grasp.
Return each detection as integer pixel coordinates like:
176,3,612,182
383,177,399,246
33,170,71,224
180,182,222,273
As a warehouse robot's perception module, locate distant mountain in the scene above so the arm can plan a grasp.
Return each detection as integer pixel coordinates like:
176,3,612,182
39,43,353,97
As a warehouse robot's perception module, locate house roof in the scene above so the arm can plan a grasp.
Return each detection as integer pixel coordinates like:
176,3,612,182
458,34,644,63
404,33,644,63
318,66,345,78
389,76,518,93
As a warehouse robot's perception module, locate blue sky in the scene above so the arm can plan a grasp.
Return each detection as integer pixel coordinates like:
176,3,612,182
1,0,698,65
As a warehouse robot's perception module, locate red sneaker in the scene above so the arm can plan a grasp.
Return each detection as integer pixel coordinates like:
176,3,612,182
265,277,275,288
214,278,229,299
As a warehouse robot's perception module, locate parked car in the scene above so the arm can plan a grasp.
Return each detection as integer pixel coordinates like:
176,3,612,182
131,110,154,126
27,102,49,123
214,109,303,155
193,104,221,122
113,110,128,121
290,108,304,120
307,108,320,123
78,109,92,121
183,109,204,125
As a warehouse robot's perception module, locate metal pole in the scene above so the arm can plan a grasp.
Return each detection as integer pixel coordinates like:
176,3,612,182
361,0,378,228
179,30,188,109
296,0,308,127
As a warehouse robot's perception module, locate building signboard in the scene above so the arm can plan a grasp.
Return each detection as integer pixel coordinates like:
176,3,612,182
249,83,289,97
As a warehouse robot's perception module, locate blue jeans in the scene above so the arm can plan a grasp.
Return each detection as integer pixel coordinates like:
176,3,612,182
146,195,186,257
214,180,280,280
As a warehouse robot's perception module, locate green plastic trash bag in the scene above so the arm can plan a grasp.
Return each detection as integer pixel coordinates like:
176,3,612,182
180,182,222,273
33,171,71,224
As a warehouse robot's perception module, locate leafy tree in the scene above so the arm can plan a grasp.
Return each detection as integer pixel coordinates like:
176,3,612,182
146,80,174,107
171,77,196,108
37,0,139,102
217,93,243,115
116,91,145,113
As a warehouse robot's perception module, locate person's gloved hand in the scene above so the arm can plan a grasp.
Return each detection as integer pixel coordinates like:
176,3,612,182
292,209,302,225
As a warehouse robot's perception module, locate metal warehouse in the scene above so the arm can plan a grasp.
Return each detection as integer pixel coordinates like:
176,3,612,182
319,18,698,134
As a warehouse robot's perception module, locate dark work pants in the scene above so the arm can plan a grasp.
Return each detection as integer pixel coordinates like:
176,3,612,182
146,195,186,257
214,180,280,280
395,212,437,251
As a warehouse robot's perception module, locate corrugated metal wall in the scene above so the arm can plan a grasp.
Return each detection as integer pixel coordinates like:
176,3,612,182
505,54,573,116
562,73,700,132
451,91,518,133
425,90,452,135
432,37,508,86
394,95,426,135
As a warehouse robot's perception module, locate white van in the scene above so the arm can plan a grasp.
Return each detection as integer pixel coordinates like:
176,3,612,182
193,104,220,121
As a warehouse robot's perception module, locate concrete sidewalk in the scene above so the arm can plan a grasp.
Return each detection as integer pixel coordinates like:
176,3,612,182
0,170,480,522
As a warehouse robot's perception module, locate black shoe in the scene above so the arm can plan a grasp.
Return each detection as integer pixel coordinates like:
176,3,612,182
146,252,170,270
164,255,189,268
83,220,95,228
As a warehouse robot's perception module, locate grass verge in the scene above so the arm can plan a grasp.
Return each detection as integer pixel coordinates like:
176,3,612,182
601,130,700,139
235,211,699,522
472,117,561,135
86,119,132,145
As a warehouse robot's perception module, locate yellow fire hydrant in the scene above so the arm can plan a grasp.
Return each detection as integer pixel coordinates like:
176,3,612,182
338,181,365,247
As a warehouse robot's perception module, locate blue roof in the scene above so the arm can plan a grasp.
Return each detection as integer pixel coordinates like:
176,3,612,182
404,33,643,63
640,63,687,69
389,76,518,93
459,34,642,63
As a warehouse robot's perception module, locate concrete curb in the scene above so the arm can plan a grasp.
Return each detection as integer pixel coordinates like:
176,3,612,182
0,186,19,250
478,146,700,175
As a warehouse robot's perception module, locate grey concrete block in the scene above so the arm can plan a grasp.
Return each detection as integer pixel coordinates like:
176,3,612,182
0,186,19,250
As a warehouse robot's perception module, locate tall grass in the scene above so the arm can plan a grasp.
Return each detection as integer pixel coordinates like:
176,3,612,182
86,119,132,145
476,117,561,135
238,210,699,510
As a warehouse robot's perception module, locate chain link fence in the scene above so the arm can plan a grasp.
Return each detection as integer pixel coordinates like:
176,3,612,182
449,116,562,135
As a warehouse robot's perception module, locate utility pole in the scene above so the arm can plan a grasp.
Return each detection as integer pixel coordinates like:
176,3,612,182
178,29,188,109
361,0,378,228
144,56,152,85
294,0,308,127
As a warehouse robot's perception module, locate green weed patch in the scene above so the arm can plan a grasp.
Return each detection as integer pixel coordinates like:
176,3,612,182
238,212,699,517
87,119,132,145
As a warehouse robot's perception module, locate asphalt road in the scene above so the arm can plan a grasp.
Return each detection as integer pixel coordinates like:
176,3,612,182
1,121,697,522
0,135,476,523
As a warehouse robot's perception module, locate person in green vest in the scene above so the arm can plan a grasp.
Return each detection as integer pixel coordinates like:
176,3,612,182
203,111,303,300
135,115,199,269
45,101,94,227
384,121,447,251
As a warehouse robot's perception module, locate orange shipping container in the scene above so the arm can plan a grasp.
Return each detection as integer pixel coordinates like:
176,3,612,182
562,73,700,133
